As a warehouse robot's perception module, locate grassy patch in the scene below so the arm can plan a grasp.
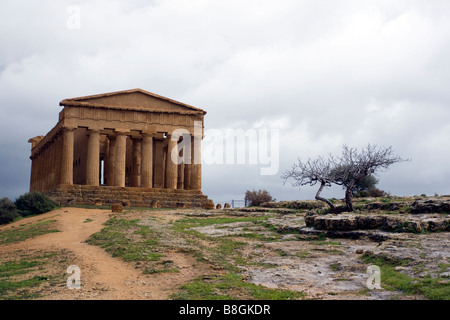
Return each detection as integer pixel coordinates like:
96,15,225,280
324,249,344,255
175,216,268,229
172,216,272,272
402,205,412,213
330,263,341,271
0,220,59,245
212,238,247,272
143,264,180,274
361,252,450,300
313,240,342,246
171,273,306,300
276,249,288,256
294,251,310,259
438,263,450,273
0,276,49,299
0,260,44,278
361,252,411,267
232,232,281,241
0,250,71,300
171,214,308,300
87,217,163,262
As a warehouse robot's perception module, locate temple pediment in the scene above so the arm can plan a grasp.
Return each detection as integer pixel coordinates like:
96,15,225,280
60,88,206,115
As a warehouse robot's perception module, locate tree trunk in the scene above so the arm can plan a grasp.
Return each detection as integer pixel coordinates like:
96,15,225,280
345,182,355,212
315,181,335,212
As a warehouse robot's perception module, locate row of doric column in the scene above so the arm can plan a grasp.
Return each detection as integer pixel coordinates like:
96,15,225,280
58,127,202,191
29,133,62,193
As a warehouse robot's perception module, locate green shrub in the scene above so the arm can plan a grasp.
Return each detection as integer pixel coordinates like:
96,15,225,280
354,187,389,198
14,192,57,217
0,197,19,225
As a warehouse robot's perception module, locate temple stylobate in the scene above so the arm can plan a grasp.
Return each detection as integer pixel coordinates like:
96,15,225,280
28,89,214,209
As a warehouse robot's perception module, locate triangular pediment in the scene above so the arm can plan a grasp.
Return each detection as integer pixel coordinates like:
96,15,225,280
60,89,205,114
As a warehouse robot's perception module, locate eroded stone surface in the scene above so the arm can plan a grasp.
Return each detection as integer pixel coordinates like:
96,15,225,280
188,208,449,299
305,212,450,233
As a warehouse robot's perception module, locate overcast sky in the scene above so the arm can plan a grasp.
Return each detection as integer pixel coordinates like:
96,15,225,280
1,0,449,204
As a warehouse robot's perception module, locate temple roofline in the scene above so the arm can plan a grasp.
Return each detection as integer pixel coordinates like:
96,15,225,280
60,88,206,115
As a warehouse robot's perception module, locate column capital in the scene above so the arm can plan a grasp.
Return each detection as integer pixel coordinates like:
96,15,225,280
192,134,204,141
87,128,102,134
114,129,130,136
141,130,158,137
62,126,77,132
130,135,143,141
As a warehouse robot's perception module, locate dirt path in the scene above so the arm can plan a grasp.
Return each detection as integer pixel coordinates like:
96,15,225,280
0,207,207,300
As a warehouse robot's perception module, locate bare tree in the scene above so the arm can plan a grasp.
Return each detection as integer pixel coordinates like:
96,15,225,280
282,156,341,211
331,144,406,211
283,144,407,213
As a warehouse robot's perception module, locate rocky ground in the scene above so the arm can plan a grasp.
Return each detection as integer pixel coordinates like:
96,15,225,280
0,196,449,300
177,196,450,299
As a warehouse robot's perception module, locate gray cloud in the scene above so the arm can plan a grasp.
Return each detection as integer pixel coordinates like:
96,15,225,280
1,0,449,203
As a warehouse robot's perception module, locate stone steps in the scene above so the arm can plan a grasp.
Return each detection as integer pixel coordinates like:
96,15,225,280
48,184,215,209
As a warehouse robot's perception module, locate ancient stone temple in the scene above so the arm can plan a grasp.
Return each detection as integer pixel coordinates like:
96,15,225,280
28,89,214,209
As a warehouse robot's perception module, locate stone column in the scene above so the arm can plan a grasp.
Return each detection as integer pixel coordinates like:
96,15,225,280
114,131,128,187
153,140,165,188
177,145,185,190
141,133,153,188
30,155,37,191
43,146,49,191
131,137,142,187
184,164,191,190
183,134,193,190
106,135,116,186
55,135,63,187
165,134,178,189
191,135,202,191
103,138,110,185
60,127,75,185
86,129,100,186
